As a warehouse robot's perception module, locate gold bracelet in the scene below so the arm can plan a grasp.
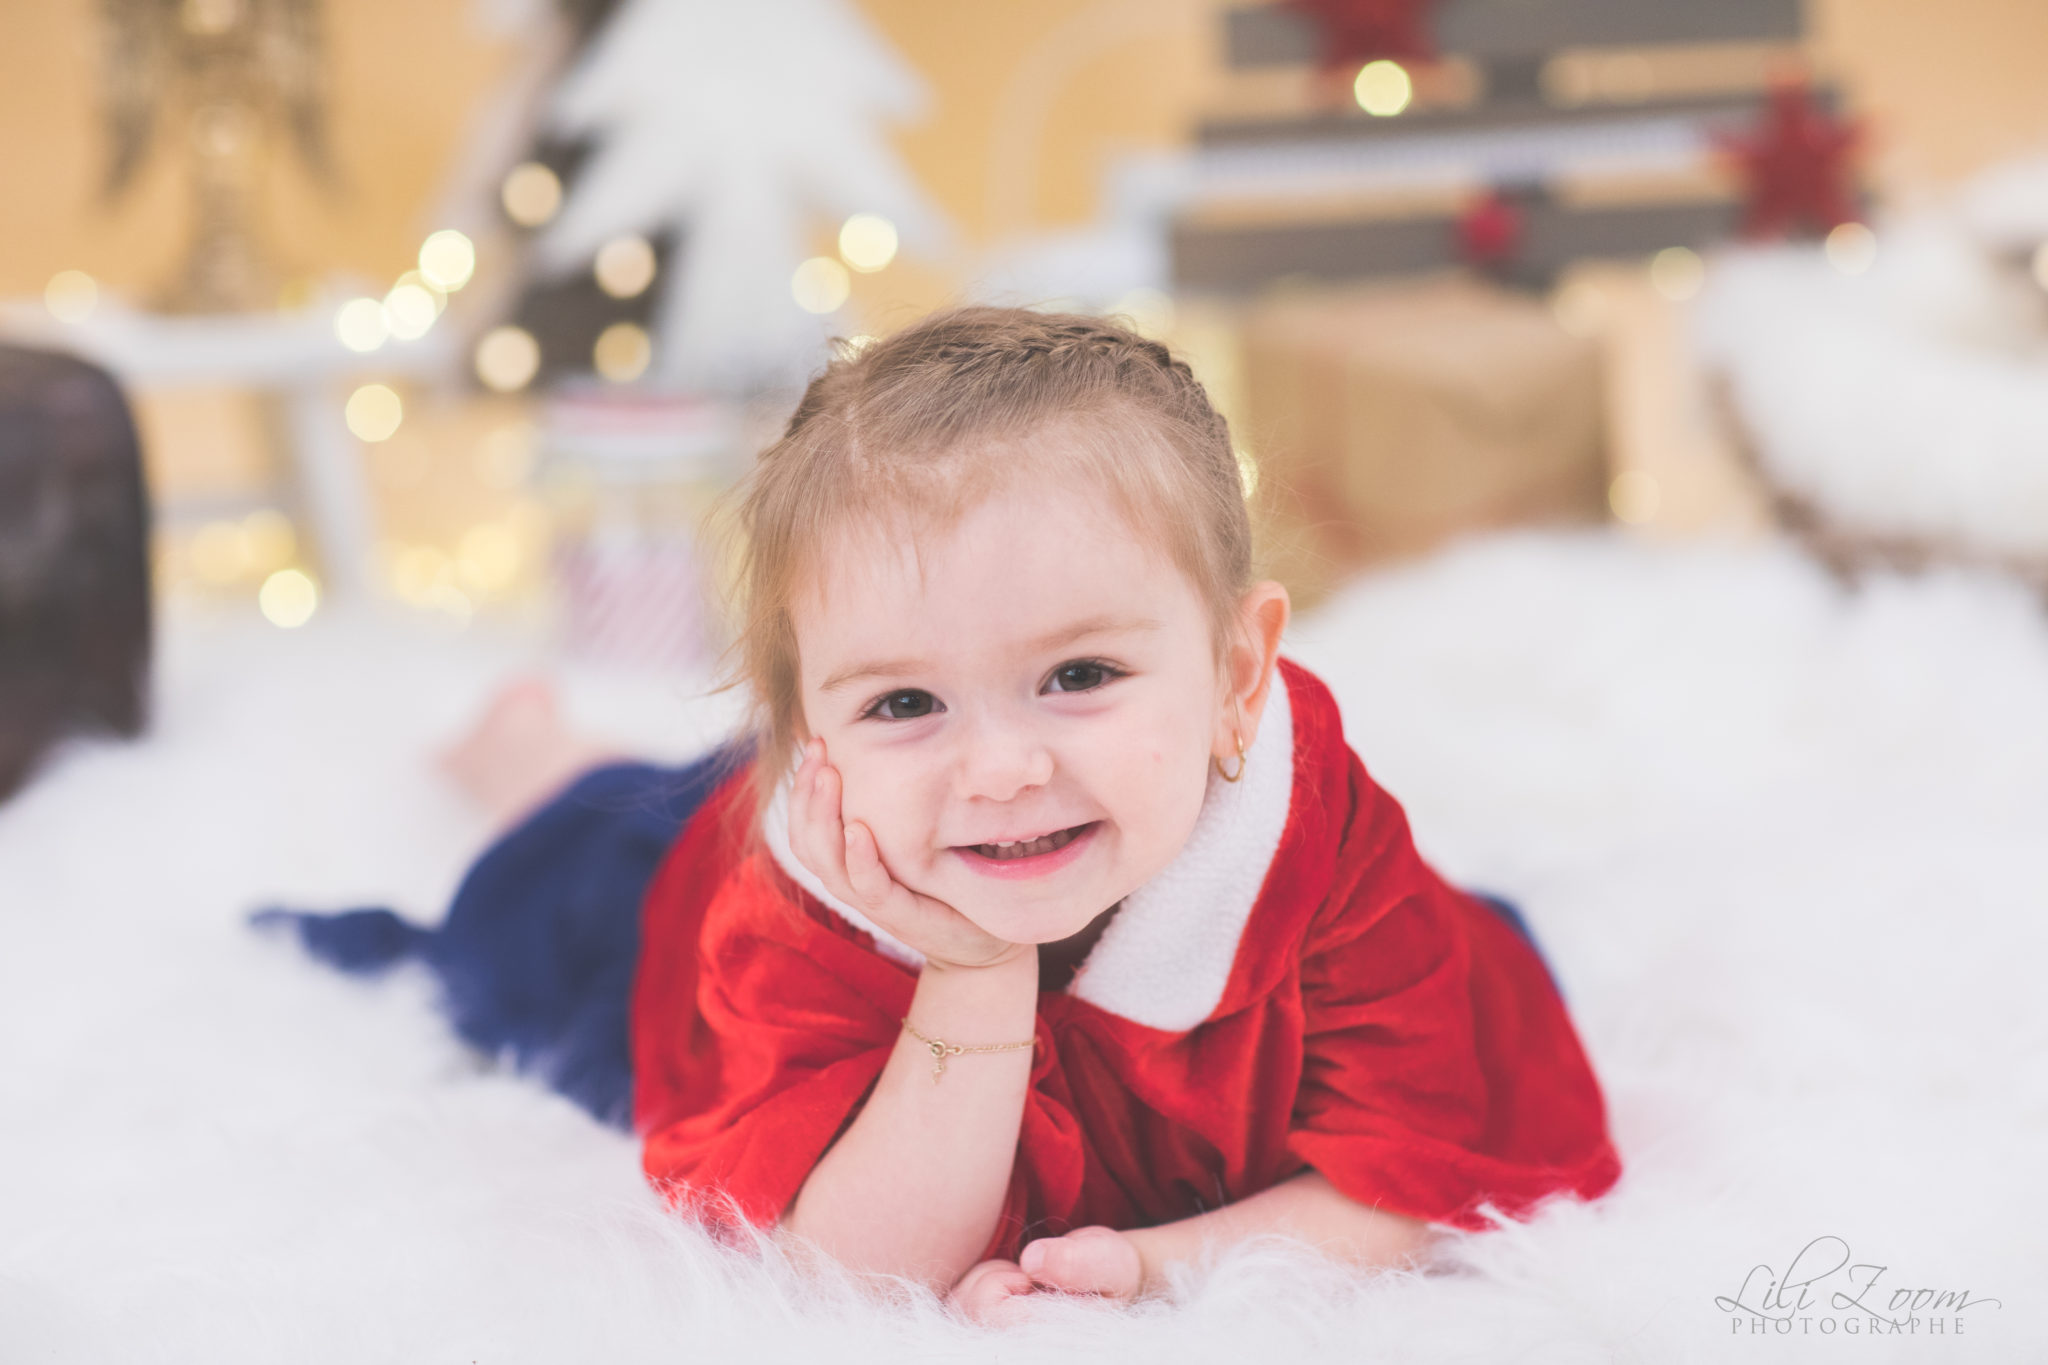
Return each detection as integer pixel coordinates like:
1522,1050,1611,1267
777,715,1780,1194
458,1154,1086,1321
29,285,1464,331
901,1018,1037,1082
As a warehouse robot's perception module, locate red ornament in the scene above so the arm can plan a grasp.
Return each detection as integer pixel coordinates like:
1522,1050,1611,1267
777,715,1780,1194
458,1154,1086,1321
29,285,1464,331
1456,190,1523,268
1283,0,1439,70
1718,80,1863,239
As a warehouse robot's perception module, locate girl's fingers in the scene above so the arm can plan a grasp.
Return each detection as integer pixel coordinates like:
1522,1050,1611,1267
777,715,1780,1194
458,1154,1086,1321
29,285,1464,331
948,1260,1040,1327
841,819,897,909
1018,1227,1144,1299
797,758,875,912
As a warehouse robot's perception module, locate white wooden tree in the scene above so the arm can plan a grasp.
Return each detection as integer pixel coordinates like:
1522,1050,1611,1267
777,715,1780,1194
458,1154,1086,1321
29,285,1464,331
535,0,946,390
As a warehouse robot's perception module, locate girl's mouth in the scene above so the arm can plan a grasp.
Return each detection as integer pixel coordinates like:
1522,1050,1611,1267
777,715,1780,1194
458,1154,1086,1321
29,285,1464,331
955,822,1100,878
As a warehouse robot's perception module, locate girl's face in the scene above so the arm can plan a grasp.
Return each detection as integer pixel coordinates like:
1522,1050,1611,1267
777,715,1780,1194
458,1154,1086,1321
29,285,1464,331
792,480,1225,946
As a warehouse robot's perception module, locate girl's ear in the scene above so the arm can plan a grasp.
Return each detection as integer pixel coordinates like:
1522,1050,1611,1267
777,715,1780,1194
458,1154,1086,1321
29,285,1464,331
1217,580,1291,759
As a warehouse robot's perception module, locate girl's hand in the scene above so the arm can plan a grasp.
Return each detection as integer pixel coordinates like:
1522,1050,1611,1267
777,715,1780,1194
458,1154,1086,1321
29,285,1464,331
947,1227,1145,1325
787,738,1029,972
946,1257,1040,1326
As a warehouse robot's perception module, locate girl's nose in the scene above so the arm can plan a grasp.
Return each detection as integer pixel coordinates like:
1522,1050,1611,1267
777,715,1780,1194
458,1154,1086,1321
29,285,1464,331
951,717,1054,804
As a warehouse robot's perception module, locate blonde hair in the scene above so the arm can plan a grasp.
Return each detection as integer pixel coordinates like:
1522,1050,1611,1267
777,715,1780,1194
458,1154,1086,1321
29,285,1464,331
718,305,1254,825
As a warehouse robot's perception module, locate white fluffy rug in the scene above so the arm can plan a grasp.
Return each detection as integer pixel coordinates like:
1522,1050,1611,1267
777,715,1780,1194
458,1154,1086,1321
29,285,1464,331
4,532,2043,1362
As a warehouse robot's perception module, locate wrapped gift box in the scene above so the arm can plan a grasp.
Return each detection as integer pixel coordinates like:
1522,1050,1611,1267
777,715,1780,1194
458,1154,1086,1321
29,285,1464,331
1242,275,1607,602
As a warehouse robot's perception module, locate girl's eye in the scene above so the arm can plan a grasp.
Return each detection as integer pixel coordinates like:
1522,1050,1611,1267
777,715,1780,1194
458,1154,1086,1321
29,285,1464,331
863,689,941,721
1046,660,1122,694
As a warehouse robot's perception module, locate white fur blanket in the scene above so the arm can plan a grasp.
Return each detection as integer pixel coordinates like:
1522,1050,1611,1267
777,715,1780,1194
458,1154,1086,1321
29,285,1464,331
3,533,2040,1362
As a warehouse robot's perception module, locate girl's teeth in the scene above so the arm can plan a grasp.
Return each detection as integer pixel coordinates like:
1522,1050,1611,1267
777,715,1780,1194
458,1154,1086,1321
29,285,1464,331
974,826,1082,860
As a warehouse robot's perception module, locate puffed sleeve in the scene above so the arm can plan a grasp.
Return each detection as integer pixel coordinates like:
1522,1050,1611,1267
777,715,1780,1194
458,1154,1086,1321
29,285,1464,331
632,780,912,1236
1284,766,1622,1229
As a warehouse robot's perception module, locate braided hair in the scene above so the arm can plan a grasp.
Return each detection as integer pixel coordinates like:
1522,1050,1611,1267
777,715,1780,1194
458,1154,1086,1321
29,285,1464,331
721,306,1254,828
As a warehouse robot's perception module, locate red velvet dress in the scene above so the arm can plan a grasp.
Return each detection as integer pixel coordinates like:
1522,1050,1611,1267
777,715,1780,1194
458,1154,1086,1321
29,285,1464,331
630,658,1622,1263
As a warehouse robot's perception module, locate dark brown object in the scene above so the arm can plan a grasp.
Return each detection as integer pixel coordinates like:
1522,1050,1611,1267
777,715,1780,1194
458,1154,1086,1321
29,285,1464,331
0,345,153,802
1224,0,1803,68
1175,197,1742,294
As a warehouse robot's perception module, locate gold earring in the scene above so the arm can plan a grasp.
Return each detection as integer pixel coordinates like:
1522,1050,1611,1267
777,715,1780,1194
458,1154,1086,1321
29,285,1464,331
1213,728,1246,783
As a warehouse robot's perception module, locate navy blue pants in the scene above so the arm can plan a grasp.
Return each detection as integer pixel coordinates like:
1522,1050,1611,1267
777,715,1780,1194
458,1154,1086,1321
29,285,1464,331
258,752,1554,1128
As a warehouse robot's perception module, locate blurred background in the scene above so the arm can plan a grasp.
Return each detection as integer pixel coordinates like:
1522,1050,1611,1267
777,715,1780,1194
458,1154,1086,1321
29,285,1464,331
9,9,2048,1352
7,0,2048,773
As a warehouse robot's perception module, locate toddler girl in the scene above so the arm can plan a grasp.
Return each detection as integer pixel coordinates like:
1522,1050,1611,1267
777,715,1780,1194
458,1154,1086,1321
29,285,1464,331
266,306,1620,1323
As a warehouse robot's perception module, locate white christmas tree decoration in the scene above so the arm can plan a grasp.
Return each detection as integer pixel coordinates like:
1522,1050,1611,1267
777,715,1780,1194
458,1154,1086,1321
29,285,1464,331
536,0,947,391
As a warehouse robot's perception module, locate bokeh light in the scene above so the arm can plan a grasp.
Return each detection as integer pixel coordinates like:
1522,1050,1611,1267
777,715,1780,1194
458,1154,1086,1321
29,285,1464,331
191,520,251,585
502,162,562,227
475,422,539,488
383,280,441,340
418,229,477,291
1354,60,1412,117
1235,448,1260,501
1609,469,1661,523
2032,242,2048,291
241,509,296,573
594,235,657,298
593,322,652,382
258,569,319,629
44,270,99,323
457,523,521,594
475,326,541,393
1109,287,1175,338
1649,246,1705,301
334,297,389,353
345,384,404,442
1825,222,1877,275
1550,279,1609,338
792,256,851,313
838,214,899,273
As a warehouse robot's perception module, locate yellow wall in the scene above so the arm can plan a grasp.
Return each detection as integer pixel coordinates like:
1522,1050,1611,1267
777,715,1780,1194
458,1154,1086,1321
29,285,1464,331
1812,0,2048,198
0,0,1217,309
0,0,517,298
4,0,2047,302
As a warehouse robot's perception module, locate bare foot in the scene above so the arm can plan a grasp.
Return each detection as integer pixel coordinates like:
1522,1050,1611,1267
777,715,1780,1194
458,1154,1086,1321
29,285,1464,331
437,676,619,827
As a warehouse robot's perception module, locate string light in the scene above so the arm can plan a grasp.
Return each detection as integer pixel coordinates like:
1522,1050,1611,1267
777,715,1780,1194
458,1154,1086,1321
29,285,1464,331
593,322,652,382
334,297,389,352
475,422,538,488
44,270,99,323
418,229,477,291
792,257,851,313
384,277,441,340
594,235,657,298
502,162,563,227
346,384,403,442
241,509,296,573
457,523,521,594
1550,279,1609,338
1235,448,1260,500
838,214,899,273
1649,246,1705,301
387,543,450,604
475,326,541,393
1609,469,1661,523
258,569,319,628
1354,60,1412,117
191,520,251,584
1825,222,1877,275
1109,287,1175,338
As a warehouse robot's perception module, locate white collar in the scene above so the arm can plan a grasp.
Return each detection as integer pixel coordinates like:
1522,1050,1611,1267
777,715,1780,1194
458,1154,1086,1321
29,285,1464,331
760,671,1296,1032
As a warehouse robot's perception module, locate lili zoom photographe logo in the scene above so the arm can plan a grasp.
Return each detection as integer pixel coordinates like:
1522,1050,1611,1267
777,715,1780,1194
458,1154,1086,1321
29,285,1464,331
1716,1237,2002,1338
